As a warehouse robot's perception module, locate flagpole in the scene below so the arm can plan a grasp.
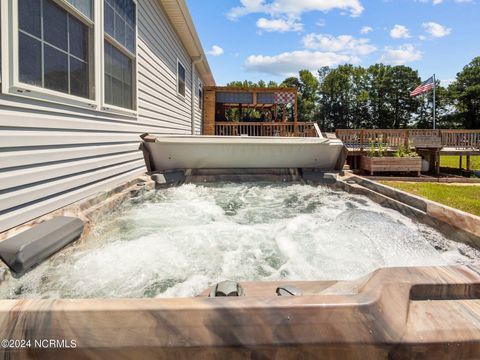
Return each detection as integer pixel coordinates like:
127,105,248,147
433,74,436,130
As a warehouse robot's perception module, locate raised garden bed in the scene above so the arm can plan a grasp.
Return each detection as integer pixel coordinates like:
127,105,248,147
361,156,422,176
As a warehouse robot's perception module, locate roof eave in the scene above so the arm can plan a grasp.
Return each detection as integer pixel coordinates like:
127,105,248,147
158,0,216,86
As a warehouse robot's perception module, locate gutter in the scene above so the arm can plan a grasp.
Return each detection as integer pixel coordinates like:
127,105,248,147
191,56,203,135
159,0,215,86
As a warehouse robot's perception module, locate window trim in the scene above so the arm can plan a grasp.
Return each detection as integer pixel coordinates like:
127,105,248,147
0,0,5,84
177,58,186,98
0,0,139,117
198,81,203,110
4,0,99,109
101,0,138,116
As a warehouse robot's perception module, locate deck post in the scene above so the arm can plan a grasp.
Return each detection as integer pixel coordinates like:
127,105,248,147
294,91,298,136
467,155,471,171
459,156,463,170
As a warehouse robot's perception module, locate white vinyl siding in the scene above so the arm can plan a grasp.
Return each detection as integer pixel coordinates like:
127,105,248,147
194,71,203,134
0,0,203,233
136,0,194,132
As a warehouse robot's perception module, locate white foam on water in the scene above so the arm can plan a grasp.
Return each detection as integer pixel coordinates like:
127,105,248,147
1,183,478,299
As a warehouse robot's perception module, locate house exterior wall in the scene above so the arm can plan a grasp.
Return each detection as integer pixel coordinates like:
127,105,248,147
0,0,205,233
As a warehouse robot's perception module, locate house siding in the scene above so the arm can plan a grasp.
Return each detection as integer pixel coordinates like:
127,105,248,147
0,0,203,233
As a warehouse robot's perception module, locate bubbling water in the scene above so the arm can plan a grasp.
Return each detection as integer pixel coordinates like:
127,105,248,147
1,183,478,299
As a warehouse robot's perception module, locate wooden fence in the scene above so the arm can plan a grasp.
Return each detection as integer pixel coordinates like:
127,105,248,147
336,129,480,150
215,122,317,137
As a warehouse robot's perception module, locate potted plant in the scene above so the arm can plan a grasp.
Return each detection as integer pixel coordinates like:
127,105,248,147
360,137,422,176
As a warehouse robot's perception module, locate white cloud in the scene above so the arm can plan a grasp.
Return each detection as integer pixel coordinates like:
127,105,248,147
302,33,377,56
417,0,443,4
360,26,373,34
418,0,472,4
245,50,354,76
256,17,303,32
390,25,411,39
380,44,422,65
228,0,266,19
228,0,364,20
207,45,224,56
441,78,455,86
244,29,378,76
422,22,451,38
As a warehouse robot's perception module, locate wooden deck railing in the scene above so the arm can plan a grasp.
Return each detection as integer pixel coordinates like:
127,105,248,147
336,129,480,150
215,122,318,137
441,130,480,149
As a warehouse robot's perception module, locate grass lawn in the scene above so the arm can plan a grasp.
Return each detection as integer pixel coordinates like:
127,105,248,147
441,155,480,170
380,181,480,217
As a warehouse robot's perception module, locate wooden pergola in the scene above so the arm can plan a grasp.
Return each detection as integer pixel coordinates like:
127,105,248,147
203,86,314,137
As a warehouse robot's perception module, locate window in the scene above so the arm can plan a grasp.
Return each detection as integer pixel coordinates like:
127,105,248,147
5,0,137,113
18,0,92,99
104,0,136,110
104,42,132,109
177,61,186,97
66,0,92,19
198,84,203,110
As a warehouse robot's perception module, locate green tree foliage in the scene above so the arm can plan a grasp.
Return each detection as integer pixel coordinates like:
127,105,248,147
448,57,480,129
318,64,421,130
318,64,369,130
415,82,457,129
225,56,480,129
281,70,319,122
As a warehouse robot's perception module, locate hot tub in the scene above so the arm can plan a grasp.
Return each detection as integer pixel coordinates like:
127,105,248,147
140,134,347,171
0,182,479,358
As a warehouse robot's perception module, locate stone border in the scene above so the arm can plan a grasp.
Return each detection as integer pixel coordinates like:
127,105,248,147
337,175,480,248
0,176,155,243
0,176,155,279
0,176,155,282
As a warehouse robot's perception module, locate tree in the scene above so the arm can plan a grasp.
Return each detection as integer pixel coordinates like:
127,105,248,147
388,66,422,128
367,64,421,129
318,65,369,130
298,70,320,122
225,56,479,130
318,65,354,130
257,80,267,88
414,82,457,129
281,71,320,122
281,76,301,89
449,56,480,129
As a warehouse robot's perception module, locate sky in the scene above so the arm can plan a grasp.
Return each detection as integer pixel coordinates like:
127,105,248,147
185,0,479,86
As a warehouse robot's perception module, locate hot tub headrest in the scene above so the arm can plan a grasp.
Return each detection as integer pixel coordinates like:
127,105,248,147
0,217,84,276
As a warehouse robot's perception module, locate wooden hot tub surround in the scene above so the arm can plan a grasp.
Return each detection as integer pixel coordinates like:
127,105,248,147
1,265,480,359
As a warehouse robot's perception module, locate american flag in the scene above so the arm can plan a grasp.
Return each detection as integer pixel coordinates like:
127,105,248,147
410,76,435,97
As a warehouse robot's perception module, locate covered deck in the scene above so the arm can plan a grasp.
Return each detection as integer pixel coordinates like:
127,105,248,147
202,86,317,137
